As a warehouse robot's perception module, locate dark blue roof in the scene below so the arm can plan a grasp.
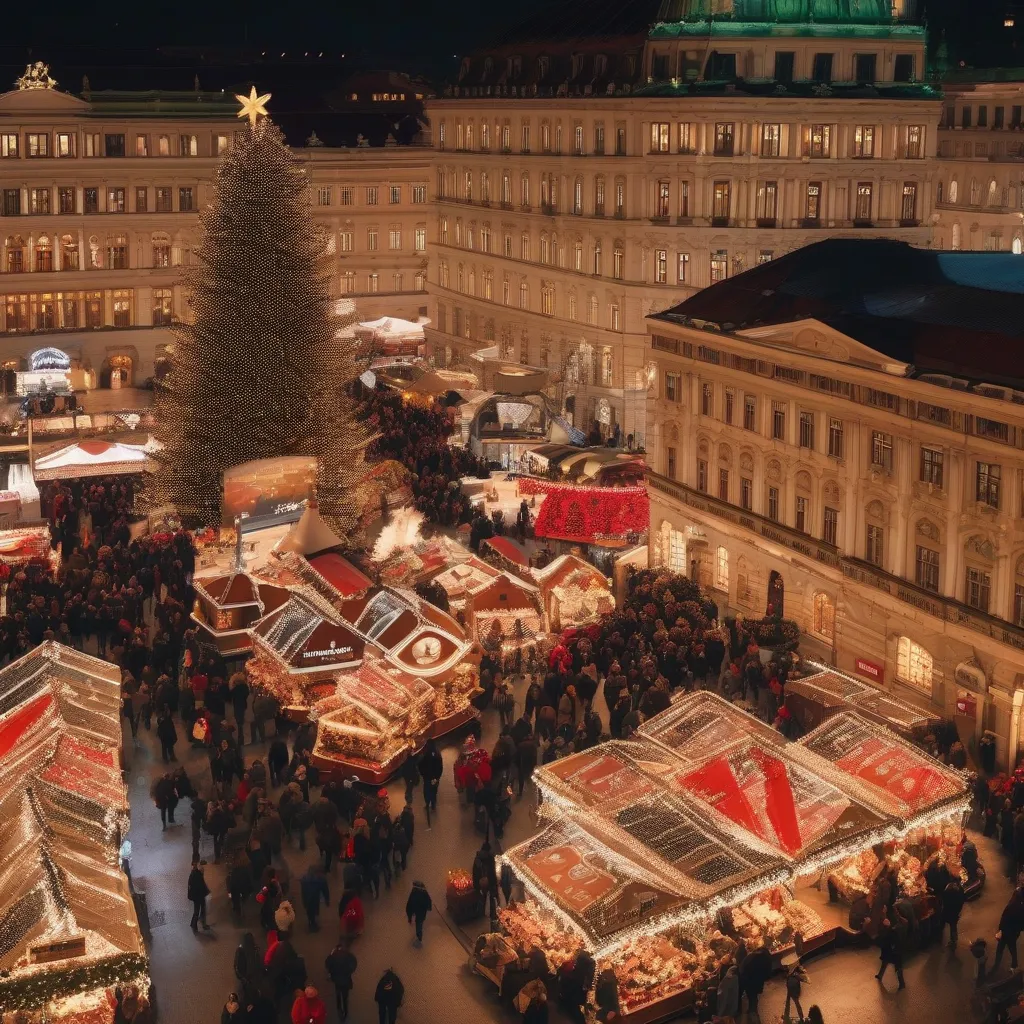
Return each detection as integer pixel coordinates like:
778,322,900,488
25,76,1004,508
652,239,1024,385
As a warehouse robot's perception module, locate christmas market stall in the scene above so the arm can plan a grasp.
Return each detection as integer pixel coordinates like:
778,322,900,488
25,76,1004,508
308,658,436,783
32,439,158,482
0,642,147,1022
797,711,977,906
532,554,614,632
192,568,290,658
465,573,543,658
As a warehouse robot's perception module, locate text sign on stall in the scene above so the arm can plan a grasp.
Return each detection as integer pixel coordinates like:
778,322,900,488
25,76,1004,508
854,657,884,684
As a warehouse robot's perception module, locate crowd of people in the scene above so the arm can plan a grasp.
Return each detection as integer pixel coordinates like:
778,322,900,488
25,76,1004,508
361,387,486,527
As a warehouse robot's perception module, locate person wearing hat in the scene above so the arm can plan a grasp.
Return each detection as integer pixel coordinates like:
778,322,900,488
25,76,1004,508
405,879,433,944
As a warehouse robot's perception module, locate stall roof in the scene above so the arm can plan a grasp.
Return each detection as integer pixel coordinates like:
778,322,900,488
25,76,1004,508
482,535,530,566
0,642,141,975
356,316,426,339
275,502,345,558
799,710,969,827
252,592,365,673
194,570,262,610
308,552,374,598
637,692,897,866
33,439,155,480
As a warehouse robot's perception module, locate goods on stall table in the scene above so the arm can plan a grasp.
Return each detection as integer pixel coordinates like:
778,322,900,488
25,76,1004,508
724,888,826,952
614,932,719,1014
498,902,581,970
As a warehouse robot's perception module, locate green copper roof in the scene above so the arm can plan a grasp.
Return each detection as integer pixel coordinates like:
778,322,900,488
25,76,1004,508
633,78,940,98
656,0,904,24
651,19,925,38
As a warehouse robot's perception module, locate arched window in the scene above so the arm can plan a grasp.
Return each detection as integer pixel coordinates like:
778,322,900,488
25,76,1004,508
519,281,528,308
970,178,981,205
865,499,887,568
464,170,473,200
61,233,79,272
541,284,554,316
936,181,943,205
587,294,598,324
34,234,53,273
5,235,26,274
914,519,941,592
812,592,835,642
613,241,624,280
1014,555,1024,626
456,263,465,292
551,235,559,266
988,179,999,205
952,223,961,250
715,545,729,591
573,176,583,215
568,291,577,321
1014,236,1022,255
540,234,549,264
896,636,933,693
948,179,958,203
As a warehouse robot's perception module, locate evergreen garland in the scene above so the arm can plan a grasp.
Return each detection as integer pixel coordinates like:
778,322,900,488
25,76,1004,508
144,115,369,540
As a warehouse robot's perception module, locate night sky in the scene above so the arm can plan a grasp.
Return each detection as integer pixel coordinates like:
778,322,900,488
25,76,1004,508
1,0,1021,96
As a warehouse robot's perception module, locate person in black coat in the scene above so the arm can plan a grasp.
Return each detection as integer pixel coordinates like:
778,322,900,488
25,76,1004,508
227,853,254,917
156,710,178,763
405,880,433,943
187,859,211,932
941,880,966,949
418,739,443,812
325,941,357,1020
876,919,905,989
374,969,404,1024
738,942,773,1015
268,739,289,788
993,889,1024,971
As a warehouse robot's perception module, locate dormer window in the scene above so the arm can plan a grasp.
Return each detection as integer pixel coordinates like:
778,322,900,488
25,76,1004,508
538,56,549,78
484,56,493,77
509,56,522,79
571,53,583,77
595,54,607,76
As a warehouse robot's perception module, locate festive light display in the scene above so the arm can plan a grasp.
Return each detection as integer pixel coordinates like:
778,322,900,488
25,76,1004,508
144,97,369,538
0,643,147,1015
530,484,648,545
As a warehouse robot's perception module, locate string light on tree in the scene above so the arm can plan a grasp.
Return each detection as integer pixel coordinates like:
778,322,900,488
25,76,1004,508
144,90,370,538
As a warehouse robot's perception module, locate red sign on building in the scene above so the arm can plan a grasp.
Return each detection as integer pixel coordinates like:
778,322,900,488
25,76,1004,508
855,657,884,683
956,691,978,717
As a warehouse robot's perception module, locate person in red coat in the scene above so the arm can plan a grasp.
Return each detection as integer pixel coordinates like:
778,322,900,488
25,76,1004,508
339,888,365,939
290,986,327,1024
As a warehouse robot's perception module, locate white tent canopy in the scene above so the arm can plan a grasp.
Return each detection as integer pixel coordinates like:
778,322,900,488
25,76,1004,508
33,438,160,480
356,316,429,340
274,501,344,556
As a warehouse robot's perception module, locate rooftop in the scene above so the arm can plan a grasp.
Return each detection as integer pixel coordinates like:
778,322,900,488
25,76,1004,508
651,239,1024,388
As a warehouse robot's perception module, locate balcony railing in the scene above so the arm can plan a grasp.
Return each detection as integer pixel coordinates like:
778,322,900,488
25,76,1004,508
648,473,1024,653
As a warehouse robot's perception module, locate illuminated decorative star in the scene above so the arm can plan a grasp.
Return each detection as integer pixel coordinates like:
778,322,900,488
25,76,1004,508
235,86,271,126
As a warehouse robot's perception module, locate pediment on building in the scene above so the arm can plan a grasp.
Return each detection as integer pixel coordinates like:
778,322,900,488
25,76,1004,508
737,318,910,375
0,88,89,113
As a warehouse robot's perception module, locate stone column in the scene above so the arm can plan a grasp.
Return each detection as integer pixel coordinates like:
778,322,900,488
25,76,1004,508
894,436,912,578
944,449,964,596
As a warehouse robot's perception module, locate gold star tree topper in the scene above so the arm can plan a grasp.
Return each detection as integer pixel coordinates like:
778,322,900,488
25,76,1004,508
235,86,271,126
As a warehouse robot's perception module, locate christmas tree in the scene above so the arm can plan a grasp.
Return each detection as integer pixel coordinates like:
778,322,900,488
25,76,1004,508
145,89,369,539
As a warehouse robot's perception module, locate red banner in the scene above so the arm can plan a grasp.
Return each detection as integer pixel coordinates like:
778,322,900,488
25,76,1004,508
749,748,802,855
835,736,953,810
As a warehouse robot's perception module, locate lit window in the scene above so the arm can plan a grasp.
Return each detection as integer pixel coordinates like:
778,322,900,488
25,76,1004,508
715,546,729,590
317,186,332,206
896,636,933,692
812,592,835,641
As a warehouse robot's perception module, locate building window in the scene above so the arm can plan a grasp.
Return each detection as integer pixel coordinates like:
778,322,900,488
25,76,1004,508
771,401,786,441
812,52,833,82
866,524,884,566
35,237,53,272
215,134,228,155
153,243,170,267
655,179,670,219
767,486,780,522
853,124,875,158
613,245,624,279
855,52,877,84
179,134,198,157
904,125,924,159
715,546,729,590
155,187,172,213
724,389,734,424
775,51,795,82
812,592,835,641
365,187,378,205
795,495,808,533
666,447,677,479
965,566,992,612
823,506,838,546
701,382,713,416
920,447,943,486
134,186,148,213
30,188,50,215
805,182,822,222
828,417,843,459
609,303,620,331
389,185,401,204
655,248,667,283
1,133,18,158
718,468,729,502
854,183,873,223
668,527,685,572
389,228,402,250
27,133,50,158
710,250,728,282
916,546,940,592
893,53,915,82
1015,581,1024,627
107,235,128,269
977,462,1001,507
84,133,101,157
178,187,194,212
51,132,72,158
871,431,893,471
691,456,708,495
756,181,778,224
677,252,689,284
368,272,379,293
761,123,781,157
743,395,756,431
59,187,76,215
152,287,173,326
896,636,932,692
808,124,832,158
741,477,752,511
650,122,669,153
107,187,126,213
665,372,680,402
615,125,626,155
798,411,814,449
112,289,133,327
339,272,355,294
317,186,332,206
712,182,731,224
713,123,734,156
900,182,918,224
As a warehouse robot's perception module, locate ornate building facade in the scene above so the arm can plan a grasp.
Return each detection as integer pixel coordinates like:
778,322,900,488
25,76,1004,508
423,0,937,442
0,72,430,387
645,239,1024,767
